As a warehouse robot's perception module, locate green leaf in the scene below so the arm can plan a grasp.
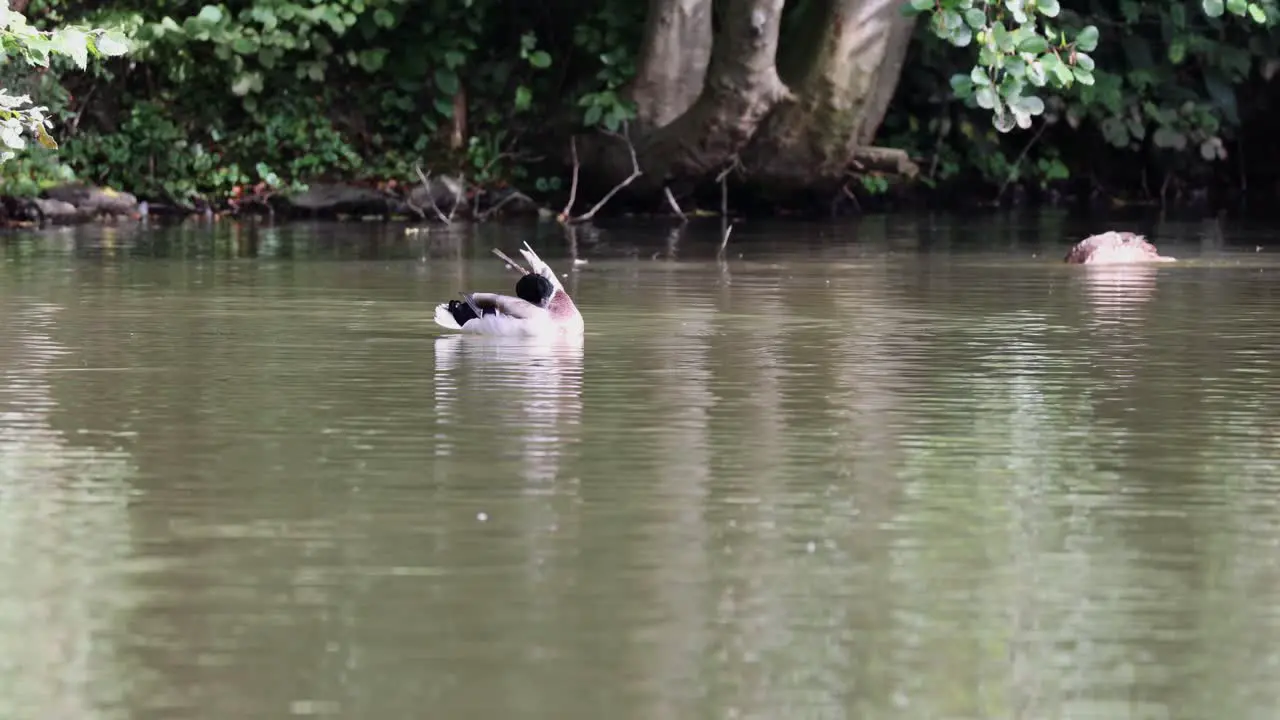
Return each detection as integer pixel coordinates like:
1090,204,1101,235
1226,0,1247,14
358,49,386,72
1168,39,1186,64
444,50,466,69
993,22,1014,52
1017,35,1048,54
250,6,277,31
95,31,129,57
1072,67,1095,85
35,123,57,150
374,9,395,28
1075,52,1096,71
1248,3,1267,22
434,68,459,95
909,0,933,10
971,66,991,86
950,73,975,97
1203,0,1225,15
1152,126,1187,149
231,35,257,54
434,97,454,118
976,86,998,109
230,71,261,96
528,50,551,69
1100,117,1130,147
951,24,973,46
963,9,986,28
1011,95,1045,115
1037,0,1061,17
999,72,1026,100
196,4,224,24
53,28,88,69
514,85,533,111
1026,61,1047,86
583,103,603,127
1075,25,1099,52
993,109,1017,132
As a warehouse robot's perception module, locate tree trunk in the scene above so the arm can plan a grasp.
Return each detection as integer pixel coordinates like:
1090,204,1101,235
624,0,791,188
579,0,917,205
627,0,714,133
856,11,916,146
739,0,917,189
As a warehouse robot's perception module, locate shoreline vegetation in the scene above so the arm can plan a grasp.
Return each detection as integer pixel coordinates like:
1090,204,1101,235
0,161,1244,230
3,0,1279,230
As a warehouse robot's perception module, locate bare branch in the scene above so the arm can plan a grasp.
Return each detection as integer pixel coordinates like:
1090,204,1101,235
413,165,451,224
718,222,734,256
840,182,862,213
448,174,465,223
714,157,741,184
996,123,1046,203
716,156,740,219
560,136,581,222
568,128,642,224
663,186,686,223
478,190,536,222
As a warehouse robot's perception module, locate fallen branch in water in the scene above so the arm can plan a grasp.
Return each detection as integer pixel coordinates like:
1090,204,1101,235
719,222,734,256
850,146,919,178
838,181,862,213
716,157,740,219
663,186,687,223
478,190,537,222
560,126,643,224
412,165,451,224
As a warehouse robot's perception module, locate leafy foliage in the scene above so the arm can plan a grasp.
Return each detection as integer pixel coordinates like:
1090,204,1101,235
890,0,1280,198
13,0,644,201
8,0,1280,208
909,0,1274,135
0,6,127,162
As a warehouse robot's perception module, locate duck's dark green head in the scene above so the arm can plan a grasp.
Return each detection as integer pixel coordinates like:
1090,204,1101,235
515,273,555,307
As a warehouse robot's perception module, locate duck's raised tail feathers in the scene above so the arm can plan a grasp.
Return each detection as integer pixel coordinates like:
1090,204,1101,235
433,302,465,330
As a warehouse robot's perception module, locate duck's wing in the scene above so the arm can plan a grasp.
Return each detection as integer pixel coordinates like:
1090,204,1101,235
517,242,567,293
491,248,530,276
464,292,545,319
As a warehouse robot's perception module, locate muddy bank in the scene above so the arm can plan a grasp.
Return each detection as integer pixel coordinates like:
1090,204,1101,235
0,176,551,228
0,172,1252,230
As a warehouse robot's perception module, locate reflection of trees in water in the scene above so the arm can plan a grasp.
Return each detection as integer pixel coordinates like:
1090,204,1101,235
882,262,1280,717
568,258,922,717
0,300,141,719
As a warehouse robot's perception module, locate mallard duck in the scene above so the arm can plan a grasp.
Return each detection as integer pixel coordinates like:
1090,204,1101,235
1064,231,1176,265
432,241,585,336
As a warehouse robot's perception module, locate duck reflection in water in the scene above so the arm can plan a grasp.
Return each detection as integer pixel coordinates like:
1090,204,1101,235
431,333,584,484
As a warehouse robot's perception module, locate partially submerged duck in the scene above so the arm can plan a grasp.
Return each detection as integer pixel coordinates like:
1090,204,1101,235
433,241,584,337
1064,231,1176,265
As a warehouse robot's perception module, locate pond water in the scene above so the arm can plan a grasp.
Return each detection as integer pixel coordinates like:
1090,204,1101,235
2,213,1279,719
